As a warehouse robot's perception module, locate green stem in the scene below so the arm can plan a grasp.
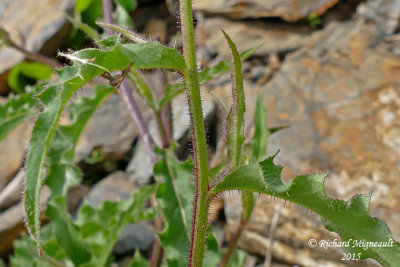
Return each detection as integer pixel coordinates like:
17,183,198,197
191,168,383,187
179,0,209,266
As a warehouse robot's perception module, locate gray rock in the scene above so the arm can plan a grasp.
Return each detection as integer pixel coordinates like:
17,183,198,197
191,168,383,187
357,0,400,34
114,223,155,254
193,0,339,21
0,0,74,74
126,139,154,186
213,18,400,266
86,171,136,207
75,93,149,162
201,17,312,57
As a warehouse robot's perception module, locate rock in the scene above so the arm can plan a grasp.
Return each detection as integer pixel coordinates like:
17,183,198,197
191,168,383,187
0,170,24,210
0,187,50,258
143,18,168,43
357,0,400,34
193,0,339,21
86,171,137,207
0,0,74,74
126,139,154,186
201,17,312,57
0,119,32,190
258,19,400,238
216,18,400,265
75,92,149,162
114,223,154,254
171,89,215,140
225,197,376,266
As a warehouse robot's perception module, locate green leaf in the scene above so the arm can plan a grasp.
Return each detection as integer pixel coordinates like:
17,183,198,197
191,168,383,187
223,31,245,168
154,149,194,267
0,90,39,142
115,0,137,12
199,47,258,84
45,85,114,198
67,15,100,41
158,84,185,109
75,0,93,13
129,71,156,110
46,197,92,265
203,230,248,267
250,94,269,161
25,39,185,250
211,155,400,266
62,42,186,72
115,4,134,27
8,62,52,93
129,251,149,267
76,185,157,266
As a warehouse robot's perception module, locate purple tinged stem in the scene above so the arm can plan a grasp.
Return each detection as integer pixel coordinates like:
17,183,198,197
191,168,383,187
118,80,157,162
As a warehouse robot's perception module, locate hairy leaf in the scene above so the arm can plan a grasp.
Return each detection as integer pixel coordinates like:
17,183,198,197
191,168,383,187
223,31,245,168
96,21,147,44
211,155,400,266
154,149,194,267
24,38,185,250
45,85,114,198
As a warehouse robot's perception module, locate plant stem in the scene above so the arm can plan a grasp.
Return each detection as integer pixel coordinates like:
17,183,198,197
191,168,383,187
101,0,156,161
118,81,156,162
179,1,209,266
12,43,62,68
102,0,113,34
155,110,170,148
149,195,164,267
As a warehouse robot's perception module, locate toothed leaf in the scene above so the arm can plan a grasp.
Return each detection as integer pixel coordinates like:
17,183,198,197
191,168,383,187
211,155,400,266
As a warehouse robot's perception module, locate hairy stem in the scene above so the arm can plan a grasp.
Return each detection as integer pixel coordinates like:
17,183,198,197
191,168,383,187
179,0,210,266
